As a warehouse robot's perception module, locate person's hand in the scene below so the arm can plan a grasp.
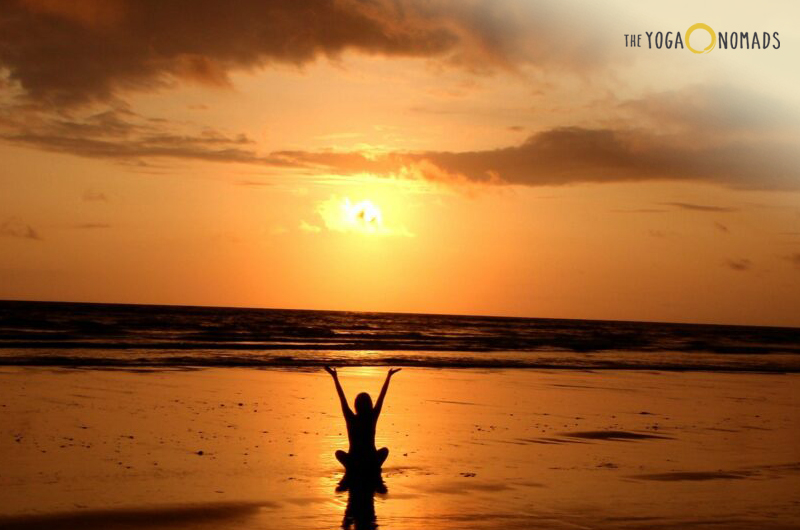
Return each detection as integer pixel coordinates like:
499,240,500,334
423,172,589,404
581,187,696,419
388,368,401,377
324,365,337,377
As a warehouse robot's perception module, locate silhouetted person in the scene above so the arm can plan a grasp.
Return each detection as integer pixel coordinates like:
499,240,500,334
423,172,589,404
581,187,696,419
324,366,400,478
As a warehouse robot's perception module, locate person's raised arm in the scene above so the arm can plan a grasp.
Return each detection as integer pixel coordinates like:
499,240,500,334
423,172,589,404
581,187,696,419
373,368,401,422
324,366,353,419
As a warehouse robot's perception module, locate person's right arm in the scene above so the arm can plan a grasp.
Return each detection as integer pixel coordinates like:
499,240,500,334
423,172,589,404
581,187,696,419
325,366,353,419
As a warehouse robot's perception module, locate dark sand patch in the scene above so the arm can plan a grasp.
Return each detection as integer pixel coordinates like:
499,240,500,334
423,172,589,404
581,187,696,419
705,427,740,433
549,383,637,392
561,430,673,441
0,502,275,530
426,399,483,406
420,480,514,495
630,471,755,481
516,437,590,445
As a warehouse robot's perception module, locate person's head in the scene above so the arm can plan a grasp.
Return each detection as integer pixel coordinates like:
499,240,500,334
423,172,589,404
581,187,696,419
354,392,373,417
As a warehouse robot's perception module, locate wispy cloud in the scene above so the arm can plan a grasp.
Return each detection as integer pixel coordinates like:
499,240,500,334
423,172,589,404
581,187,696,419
299,220,322,234
648,229,671,239
784,253,800,269
714,222,730,234
237,180,272,187
612,208,668,214
661,203,738,213
5,105,800,192
82,190,108,202
71,223,111,229
0,105,287,166
724,258,753,272
1,217,42,241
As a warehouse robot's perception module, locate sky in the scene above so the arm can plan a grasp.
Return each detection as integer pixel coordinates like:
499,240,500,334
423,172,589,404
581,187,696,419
1,0,799,326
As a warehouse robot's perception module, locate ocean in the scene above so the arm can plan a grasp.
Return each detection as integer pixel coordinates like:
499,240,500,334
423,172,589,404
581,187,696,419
1,300,799,372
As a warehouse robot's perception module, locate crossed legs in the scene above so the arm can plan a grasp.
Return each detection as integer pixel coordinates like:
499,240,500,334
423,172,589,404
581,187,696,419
336,447,389,470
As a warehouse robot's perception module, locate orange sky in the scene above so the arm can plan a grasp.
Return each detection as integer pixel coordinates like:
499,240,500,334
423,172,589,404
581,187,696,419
1,0,799,326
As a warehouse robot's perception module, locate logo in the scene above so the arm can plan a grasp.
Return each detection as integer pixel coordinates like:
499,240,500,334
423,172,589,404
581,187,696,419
624,24,780,54
685,23,715,54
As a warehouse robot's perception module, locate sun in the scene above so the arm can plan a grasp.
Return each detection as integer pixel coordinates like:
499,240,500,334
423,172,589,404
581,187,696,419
315,193,411,237
345,200,383,232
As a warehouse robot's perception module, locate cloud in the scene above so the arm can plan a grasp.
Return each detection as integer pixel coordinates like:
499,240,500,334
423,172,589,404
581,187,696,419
648,229,670,239
264,85,800,190
784,253,800,269
71,223,111,229
299,220,322,234
9,110,798,192
612,209,668,214
275,125,800,190
724,258,752,272
237,180,272,187
0,0,610,107
1,217,42,240
661,203,738,213
5,106,800,191
82,189,108,202
1,78,798,192
617,84,800,140
0,105,288,166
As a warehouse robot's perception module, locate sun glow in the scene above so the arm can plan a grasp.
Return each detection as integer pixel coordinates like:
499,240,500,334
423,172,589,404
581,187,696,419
317,196,392,235
346,199,382,230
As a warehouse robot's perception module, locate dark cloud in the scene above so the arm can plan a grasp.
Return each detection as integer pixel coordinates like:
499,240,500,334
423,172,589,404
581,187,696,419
83,190,108,202
724,258,752,272
660,203,738,213
72,223,111,229
5,109,800,191
0,4,796,194
612,209,668,214
0,0,606,107
237,180,272,187
0,217,42,240
785,253,800,269
275,126,800,190
0,105,290,165
1,78,798,192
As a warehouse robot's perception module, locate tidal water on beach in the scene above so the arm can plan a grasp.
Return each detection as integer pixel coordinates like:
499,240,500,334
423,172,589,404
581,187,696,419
1,300,799,372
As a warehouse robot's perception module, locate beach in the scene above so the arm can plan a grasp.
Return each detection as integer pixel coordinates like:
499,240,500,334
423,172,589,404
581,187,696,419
1,367,799,529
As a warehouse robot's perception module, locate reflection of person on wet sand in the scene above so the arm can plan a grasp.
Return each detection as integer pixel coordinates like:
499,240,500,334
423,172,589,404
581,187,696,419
342,479,383,530
324,366,400,477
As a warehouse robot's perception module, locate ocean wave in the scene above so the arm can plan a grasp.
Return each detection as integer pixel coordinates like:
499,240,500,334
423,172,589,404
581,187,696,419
2,301,799,372
1,351,798,372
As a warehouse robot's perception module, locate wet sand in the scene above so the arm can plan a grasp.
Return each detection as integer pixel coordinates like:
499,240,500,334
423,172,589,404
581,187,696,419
1,367,799,529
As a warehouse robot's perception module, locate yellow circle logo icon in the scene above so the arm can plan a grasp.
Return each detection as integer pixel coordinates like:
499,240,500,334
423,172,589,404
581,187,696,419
686,23,716,54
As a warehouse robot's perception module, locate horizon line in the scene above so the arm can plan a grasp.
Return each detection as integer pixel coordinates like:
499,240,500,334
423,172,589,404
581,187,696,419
1,297,798,331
